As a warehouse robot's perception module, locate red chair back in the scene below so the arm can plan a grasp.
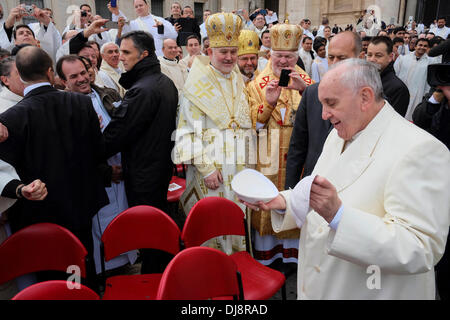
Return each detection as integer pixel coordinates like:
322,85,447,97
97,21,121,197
181,197,246,248
12,280,100,300
101,205,181,261
0,223,87,285
156,247,243,300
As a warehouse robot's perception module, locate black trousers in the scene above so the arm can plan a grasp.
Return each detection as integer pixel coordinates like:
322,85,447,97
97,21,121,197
127,192,174,274
436,230,450,300
35,228,99,293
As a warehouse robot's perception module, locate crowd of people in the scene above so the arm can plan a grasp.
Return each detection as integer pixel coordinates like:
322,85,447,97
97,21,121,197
0,0,449,301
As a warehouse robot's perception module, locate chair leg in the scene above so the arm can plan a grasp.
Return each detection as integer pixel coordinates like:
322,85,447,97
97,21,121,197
281,283,287,300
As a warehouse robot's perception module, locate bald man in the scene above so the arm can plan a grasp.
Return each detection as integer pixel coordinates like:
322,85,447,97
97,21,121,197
285,31,362,189
0,46,108,290
158,38,187,95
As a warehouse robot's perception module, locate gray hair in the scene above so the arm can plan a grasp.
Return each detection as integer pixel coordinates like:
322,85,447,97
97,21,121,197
100,41,119,54
0,57,16,87
330,58,384,101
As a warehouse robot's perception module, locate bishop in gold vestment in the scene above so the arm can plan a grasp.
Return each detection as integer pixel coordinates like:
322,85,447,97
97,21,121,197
247,23,314,266
174,13,256,255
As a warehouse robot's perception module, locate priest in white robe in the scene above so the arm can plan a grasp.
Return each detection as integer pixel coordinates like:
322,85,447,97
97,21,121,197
109,0,177,57
0,5,61,63
394,38,433,120
158,38,187,96
99,42,126,97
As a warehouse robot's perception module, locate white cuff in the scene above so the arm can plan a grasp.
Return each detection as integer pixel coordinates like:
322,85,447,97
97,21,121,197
329,205,344,230
428,95,440,105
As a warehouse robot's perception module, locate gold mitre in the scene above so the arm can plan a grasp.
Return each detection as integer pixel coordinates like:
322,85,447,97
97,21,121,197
270,23,303,51
238,30,260,56
206,12,243,48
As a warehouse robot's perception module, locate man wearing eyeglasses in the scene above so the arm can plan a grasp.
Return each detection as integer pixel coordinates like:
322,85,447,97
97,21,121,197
300,18,315,41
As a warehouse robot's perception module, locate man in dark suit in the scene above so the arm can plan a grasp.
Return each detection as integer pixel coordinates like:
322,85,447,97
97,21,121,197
285,31,362,189
103,31,178,273
367,36,409,117
0,46,109,288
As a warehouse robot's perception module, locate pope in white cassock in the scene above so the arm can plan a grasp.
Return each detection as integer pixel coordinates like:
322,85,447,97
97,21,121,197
109,0,177,57
242,59,450,299
174,12,256,255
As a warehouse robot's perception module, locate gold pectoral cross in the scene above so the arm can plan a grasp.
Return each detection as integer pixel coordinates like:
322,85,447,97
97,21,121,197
228,116,240,130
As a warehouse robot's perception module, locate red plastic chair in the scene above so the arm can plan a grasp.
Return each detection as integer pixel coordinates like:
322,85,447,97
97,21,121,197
100,205,181,300
12,280,100,300
156,247,244,300
167,176,186,203
181,197,286,300
0,223,88,286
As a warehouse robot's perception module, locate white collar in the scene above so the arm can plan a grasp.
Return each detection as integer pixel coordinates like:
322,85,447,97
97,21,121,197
209,64,232,79
24,82,51,96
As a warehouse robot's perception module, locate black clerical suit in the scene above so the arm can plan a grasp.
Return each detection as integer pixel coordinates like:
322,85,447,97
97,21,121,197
380,62,409,117
285,83,333,189
0,85,109,288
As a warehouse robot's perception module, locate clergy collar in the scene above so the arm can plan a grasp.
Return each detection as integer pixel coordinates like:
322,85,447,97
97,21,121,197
209,63,232,79
163,56,177,62
24,82,51,96
139,14,152,20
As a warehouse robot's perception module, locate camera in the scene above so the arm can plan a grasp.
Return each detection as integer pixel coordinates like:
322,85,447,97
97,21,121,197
81,10,87,17
24,5,34,15
427,63,450,87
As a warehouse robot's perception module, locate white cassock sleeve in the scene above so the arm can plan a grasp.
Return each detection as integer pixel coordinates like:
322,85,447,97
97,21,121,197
0,159,19,213
326,139,450,275
34,22,62,63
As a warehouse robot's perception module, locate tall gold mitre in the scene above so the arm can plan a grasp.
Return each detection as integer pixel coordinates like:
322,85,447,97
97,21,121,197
238,30,260,56
206,12,243,48
270,23,303,51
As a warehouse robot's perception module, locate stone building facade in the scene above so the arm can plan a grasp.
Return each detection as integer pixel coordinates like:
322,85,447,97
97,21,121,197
0,0,433,34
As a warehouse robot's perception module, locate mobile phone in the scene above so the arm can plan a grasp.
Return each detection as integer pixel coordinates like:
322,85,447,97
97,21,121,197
81,10,87,17
259,9,268,15
278,69,291,87
111,0,117,8
157,24,164,34
236,9,244,15
105,21,118,29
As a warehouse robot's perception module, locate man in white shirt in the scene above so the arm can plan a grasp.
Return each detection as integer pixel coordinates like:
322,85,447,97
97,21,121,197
246,13,268,39
394,38,433,120
178,35,201,72
99,42,126,97
0,5,61,63
158,38,186,95
0,4,4,27
258,30,271,71
300,19,315,40
0,57,24,113
199,10,211,40
109,0,177,57
298,36,315,76
311,40,328,83
431,17,449,40
316,17,329,38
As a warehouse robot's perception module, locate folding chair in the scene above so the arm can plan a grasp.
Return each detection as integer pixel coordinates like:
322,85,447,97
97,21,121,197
100,205,181,300
181,197,286,300
167,175,186,217
156,247,244,300
12,280,100,300
0,223,88,286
